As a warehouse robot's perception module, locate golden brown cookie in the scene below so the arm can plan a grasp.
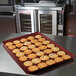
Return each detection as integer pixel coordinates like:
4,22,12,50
20,46,28,51
28,45,36,49
32,58,41,64
54,57,63,63
36,52,44,56
62,55,71,60
52,47,60,52
27,36,34,40
5,42,13,47
13,40,20,44
24,50,32,55
44,49,52,54
28,65,38,72
8,45,16,50
19,56,27,61
32,48,40,53
16,43,23,48
31,39,38,44
35,35,42,39
24,61,33,67
46,60,56,65
12,49,20,53
24,42,31,46
16,52,24,57
57,51,66,56
49,53,58,59
40,55,49,61
27,53,36,59
38,38,45,42
20,38,27,42
42,40,50,45
39,45,47,50
38,62,48,69
47,44,55,48
35,42,42,46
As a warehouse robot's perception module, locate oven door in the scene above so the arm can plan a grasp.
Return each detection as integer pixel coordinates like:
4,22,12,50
38,10,57,35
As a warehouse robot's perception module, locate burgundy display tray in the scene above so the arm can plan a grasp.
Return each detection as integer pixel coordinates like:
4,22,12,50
3,32,75,74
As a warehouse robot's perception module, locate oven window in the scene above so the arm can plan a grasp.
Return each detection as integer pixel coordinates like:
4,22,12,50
20,14,32,32
40,14,52,34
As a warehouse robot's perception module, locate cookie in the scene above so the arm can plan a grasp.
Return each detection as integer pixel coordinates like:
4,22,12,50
40,55,49,61
28,53,36,59
24,61,33,67
12,49,20,53
36,52,44,56
31,39,38,44
35,42,42,46
27,36,34,40
52,47,60,52
8,45,16,50
24,50,32,55
19,56,27,61
44,49,52,54
62,55,71,60
32,48,40,53
47,44,55,48
20,38,27,42
42,40,50,45
39,45,47,50
57,51,66,56
38,38,45,42
28,65,38,72
46,60,56,65
38,62,47,69
5,42,13,46
35,35,42,39
32,58,41,64
16,43,23,48
13,40,20,44
49,53,58,59
24,42,31,46
16,52,24,57
20,46,28,51
54,57,63,63
28,45,35,49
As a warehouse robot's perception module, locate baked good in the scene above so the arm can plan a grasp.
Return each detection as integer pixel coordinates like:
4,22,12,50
5,42,13,46
32,58,41,64
49,53,58,59
36,52,44,56
28,45,35,49
19,56,27,61
35,35,42,39
27,53,36,59
27,36,34,40
20,46,28,51
16,52,24,57
42,40,50,45
16,43,23,48
24,42,31,46
47,44,55,48
40,55,49,61
24,61,33,67
57,51,66,56
44,49,52,54
24,50,32,55
46,60,55,65
13,40,20,44
62,55,71,60
12,49,20,53
39,45,47,50
20,38,27,42
28,65,38,72
38,62,47,69
32,48,40,53
38,38,45,42
54,57,63,63
31,39,38,44
35,42,42,46
8,45,16,50
52,47,60,52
